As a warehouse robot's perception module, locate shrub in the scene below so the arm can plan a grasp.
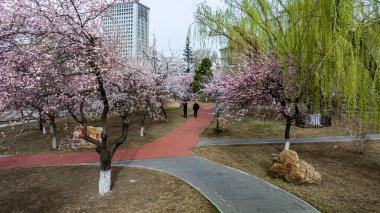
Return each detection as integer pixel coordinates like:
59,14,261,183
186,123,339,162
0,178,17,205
353,133,370,154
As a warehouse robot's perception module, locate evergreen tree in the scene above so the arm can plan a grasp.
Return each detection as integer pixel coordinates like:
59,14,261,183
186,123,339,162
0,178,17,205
192,58,213,92
150,33,159,72
183,33,194,73
197,58,212,77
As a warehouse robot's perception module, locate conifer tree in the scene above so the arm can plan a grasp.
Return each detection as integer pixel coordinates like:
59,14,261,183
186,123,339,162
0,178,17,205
183,33,194,73
192,58,213,93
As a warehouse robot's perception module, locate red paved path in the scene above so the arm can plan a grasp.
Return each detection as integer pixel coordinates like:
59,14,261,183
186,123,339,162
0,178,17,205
0,104,214,170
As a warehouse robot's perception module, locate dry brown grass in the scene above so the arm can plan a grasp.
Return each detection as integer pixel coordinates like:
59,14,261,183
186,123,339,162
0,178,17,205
193,142,380,213
201,116,378,139
0,166,217,213
0,105,190,155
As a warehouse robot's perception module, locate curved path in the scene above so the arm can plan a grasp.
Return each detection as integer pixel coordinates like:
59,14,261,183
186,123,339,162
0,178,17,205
0,105,214,170
0,104,319,213
112,157,318,213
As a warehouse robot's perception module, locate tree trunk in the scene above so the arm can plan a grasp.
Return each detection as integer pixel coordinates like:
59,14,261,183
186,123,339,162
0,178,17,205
38,114,44,131
96,116,130,196
140,111,147,137
140,126,144,137
99,169,111,196
284,117,292,151
161,104,167,119
97,141,112,196
216,93,220,135
39,112,47,134
50,117,57,150
42,123,47,135
295,105,300,126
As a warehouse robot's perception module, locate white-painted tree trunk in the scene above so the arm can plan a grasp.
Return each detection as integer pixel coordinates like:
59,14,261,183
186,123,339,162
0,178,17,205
51,135,57,150
50,125,54,134
140,126,144,137
42,124,47,135
99,170,111,196
284,139,290,151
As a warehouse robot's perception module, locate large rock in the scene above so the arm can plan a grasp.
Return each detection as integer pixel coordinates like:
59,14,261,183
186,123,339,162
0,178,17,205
271,150,321,184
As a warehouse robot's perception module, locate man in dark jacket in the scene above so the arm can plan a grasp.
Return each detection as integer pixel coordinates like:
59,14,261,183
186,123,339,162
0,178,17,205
193,101,200,118
182,101,188,118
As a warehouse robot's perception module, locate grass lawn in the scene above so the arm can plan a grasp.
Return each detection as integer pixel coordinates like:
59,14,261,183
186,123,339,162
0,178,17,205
201,115,379,139
193,142,380,213
0,104,190,155
0,166,217,213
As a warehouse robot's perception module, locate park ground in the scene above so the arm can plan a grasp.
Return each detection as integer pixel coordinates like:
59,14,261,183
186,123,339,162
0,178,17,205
196,114,380,213
1,103,380,212
0,166,217,212
0,103,218,212
201,115,379,139
0,103,189,155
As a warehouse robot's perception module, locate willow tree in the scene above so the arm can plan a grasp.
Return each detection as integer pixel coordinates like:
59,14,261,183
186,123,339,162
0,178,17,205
195,0,380,150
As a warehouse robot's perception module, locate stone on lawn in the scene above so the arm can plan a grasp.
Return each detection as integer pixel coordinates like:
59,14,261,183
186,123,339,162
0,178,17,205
271,150,321,184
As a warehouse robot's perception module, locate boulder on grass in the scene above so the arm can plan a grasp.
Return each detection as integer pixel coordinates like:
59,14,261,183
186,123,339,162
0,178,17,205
271,150,321,184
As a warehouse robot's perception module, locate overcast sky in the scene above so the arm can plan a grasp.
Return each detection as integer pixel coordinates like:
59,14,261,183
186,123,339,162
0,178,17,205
140,0,222,55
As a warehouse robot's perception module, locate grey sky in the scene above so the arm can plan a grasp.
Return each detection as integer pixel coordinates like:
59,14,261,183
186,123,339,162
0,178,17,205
140,0,222,55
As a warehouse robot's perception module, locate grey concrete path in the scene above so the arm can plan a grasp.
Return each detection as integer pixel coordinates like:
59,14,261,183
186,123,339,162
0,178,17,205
111,156,319,213
0,119,37,128
198,134,380,146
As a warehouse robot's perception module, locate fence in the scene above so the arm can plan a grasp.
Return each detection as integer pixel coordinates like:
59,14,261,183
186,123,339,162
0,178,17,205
296,114,332,128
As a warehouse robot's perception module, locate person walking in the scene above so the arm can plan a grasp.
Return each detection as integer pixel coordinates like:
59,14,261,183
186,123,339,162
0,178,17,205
193,101,200,118
181,101,188,118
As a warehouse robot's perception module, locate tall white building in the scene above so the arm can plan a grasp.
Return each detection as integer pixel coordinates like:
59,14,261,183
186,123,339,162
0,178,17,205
103,0,150,58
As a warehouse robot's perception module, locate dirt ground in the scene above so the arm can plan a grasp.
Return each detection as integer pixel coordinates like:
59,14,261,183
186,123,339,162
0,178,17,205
193,142,380,213
0,166,217,213
201,115,379,139
0,105,190,155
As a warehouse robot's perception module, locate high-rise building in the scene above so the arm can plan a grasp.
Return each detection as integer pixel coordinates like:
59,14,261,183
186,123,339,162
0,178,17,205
103,0,150,58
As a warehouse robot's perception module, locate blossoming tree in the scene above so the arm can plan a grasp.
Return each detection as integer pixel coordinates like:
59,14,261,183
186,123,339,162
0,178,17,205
0,0,168,195
205,53,300,150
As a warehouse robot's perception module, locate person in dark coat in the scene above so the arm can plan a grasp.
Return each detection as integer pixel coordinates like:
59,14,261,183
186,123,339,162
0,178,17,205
193,101,200,118
181,101,188,118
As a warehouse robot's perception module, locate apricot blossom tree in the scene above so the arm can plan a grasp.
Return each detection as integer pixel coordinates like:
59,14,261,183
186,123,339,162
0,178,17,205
171,72,194,101
0,0,164,195
204,53,301,150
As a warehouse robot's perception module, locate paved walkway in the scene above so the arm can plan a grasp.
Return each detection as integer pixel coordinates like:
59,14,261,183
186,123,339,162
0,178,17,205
0,105,214,170
112,157,318,213
0,120,37,128
0,104,319,213
198,134,380,146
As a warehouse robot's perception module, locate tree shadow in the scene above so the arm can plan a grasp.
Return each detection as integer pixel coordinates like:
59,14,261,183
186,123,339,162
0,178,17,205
111,166,123,190
0,186,66,212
